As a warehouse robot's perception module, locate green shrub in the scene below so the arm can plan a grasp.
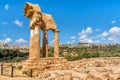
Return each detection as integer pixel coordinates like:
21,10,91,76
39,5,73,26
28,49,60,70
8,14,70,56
15,57,21,62
48,52,54,57
18,65,23,70
64,54,83,61
82,52,92,59
91,52,100,57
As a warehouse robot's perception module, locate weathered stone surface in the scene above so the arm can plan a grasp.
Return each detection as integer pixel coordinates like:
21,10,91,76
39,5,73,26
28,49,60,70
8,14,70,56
42,29,48,57
42,13,57,30
63,73,72,80
23,58,68,75
55,76,63,80
2,57,120,80
23,2,60,72
53,30,60,58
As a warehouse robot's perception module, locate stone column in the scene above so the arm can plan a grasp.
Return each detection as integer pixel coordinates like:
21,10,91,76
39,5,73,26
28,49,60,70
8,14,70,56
42,29,48,58
29,25,40,60
29,28,35,59
53,30,60,58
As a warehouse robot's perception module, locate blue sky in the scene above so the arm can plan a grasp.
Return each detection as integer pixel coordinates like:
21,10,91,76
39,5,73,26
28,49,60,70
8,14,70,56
0,0,120,45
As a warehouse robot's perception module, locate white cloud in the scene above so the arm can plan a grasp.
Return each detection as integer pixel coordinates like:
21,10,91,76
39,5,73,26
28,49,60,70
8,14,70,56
71,40,75,43
109,27,120,36
79,35,87,40
70,36,76,39
4,4,9,11
98,26,120,43
108,27,120,43
50,40,54,43
101,31,109,37
111,20,116,24
86,27,92,34
101,37,107,40
15,38,27,43
79,38,93,43
49,40,54,46
95,40,100,43
12,19,23,27
5,38,12,43
108,37,118,43
78,27,92,35
108,37,115,41
78,27,93,43
0,38,12,44
1,22,8,25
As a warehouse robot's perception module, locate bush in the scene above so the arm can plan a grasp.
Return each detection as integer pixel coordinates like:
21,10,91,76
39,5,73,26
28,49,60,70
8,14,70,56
15,57,21,62
18,65,23,70
0,49,28,62
48,52,54,57
91,52,100,57
64,54,83,61
82,52,92,59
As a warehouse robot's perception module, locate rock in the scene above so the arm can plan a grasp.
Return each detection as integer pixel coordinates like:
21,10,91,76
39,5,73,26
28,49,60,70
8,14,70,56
48,78,55,80
63,73,72,80
55,76,64,80
44,73,51,78
73,77,82,80
86,74,101,80
109,74,120,80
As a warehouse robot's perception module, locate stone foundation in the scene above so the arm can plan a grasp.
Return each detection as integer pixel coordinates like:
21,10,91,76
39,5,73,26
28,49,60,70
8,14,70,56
23,57,68,75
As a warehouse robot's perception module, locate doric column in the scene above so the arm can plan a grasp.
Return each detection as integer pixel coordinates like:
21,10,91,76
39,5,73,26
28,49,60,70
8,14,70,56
53,29,60,58
42,29,48,58
34,25,40,59
29,28,35,59
29,25,40,60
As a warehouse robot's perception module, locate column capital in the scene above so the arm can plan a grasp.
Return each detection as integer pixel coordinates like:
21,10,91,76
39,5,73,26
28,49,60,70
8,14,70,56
43,28,49,32
53,29,60,33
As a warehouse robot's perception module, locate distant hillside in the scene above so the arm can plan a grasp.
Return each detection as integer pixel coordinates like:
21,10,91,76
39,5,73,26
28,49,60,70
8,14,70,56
58,44,120,60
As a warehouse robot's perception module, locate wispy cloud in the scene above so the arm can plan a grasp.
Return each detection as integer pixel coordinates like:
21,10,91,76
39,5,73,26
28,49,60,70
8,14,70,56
2,34,7,37
66,36,76,44
15,38,27,43
71,40,75,43
95,40,100,43
4,4,9,11
111,20,116,24
5,38,12,43
101,31,109,37
49,40,54,46
12,19,23,27
1,22,8,26
70,36,76,40
0,38,12,44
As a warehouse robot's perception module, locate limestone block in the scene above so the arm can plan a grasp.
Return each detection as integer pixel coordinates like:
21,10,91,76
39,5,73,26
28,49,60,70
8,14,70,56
63,73,72,80
55,76,63,80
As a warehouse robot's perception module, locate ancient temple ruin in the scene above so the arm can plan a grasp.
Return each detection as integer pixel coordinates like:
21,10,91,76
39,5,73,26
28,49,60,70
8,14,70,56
24,2,59,60
23,2,68,74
